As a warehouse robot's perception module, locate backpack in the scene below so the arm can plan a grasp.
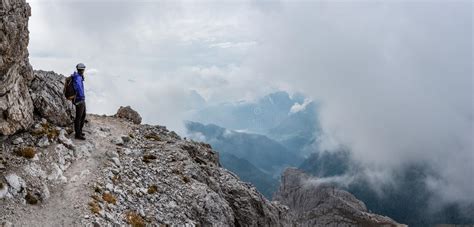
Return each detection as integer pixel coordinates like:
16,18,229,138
64,76,75,100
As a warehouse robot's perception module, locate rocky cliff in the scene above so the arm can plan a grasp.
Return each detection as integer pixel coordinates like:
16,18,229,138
273,168,405,227
0,0,34,135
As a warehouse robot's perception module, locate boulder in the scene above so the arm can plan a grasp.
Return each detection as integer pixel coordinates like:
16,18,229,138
29,70,75,126
5,173,25,196
115,106,141,124
0,0,34,135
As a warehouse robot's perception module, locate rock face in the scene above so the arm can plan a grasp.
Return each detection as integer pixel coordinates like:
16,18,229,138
90,121,290,226
0,0,34,135
29,70,75,126
273,168,404,227
115,105,142,124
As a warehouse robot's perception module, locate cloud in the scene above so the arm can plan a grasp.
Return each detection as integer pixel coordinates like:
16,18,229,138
245,0,473,204
289,98,312,114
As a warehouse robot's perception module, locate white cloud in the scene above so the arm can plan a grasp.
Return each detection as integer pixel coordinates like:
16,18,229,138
289,98,312,114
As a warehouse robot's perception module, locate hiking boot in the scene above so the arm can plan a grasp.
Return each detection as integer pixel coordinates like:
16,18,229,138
75,135,86,140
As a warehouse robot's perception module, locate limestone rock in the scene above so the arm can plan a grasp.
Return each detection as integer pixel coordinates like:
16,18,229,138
12,137,23,145
5,173,25,196
0,183,8,199
58,129,75,150
37,135,50,147
29,70,75,126
273,168,404,227
0,0,34,135
115,106,141,124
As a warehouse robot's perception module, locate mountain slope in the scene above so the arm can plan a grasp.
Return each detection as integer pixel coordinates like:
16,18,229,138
266,101,320,156
219,152,279,199
0,111,291,226
190,91,298,134
273,168,404,227
185,121,303,177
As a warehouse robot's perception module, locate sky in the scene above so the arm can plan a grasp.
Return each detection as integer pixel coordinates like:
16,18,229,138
27,0,473,207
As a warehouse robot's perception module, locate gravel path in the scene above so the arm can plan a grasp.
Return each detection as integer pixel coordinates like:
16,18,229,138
1,115,132,227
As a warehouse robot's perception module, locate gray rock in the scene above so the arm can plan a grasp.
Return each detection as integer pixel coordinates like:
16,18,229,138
273,168,403,226
58,129,75,150
29,70,75,126
0,0,34,135
0,183,9,199
41,183,50,200
115,106,142,124
37,135,50,147
106,150,119,158
110,157,121,167
106,183,114,191
12,137,23,145
47,163,67,183
5,173,25,195
111,137,123,146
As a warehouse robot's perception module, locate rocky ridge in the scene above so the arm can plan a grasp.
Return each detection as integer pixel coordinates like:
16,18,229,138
273,168,405,227
1,111,291,226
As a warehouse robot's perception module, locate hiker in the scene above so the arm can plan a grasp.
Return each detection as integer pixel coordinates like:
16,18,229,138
72,63,87,140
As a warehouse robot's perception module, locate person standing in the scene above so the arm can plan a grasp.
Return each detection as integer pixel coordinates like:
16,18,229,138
72,63,87,140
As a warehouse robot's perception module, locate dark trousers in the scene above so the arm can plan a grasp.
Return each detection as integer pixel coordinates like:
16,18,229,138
74,101,86,136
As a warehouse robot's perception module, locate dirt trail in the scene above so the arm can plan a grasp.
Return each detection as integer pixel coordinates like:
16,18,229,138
4,115,131,226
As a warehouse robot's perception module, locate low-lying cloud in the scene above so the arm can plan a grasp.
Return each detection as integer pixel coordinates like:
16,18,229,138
247,0,473,205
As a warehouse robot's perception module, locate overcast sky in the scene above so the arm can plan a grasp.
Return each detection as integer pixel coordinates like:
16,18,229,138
27,0,472,206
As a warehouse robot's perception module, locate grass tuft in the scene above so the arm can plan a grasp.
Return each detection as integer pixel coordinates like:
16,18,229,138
89,201,101,214
182,175,190,184
147,185,158,194
16,147,36,159
31,122,60,140
102,192,117,204
125,211,145,227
